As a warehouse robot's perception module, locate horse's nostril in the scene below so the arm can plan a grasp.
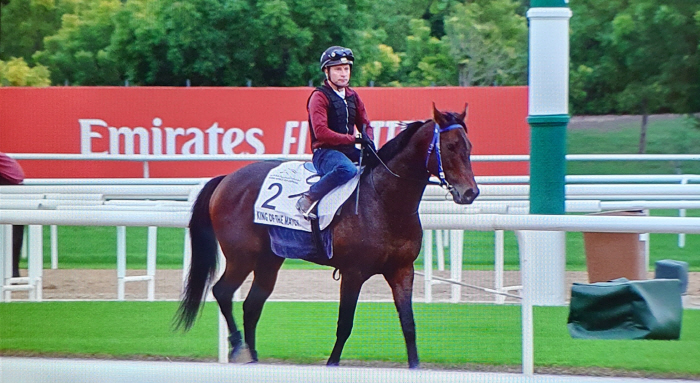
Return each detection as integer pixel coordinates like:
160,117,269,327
463,188,479,203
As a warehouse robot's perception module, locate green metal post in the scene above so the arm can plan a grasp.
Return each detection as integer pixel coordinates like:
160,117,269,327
529,115,569,214
528,0,571,215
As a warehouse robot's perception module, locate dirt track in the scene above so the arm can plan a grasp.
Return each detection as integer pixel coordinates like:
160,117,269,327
8,268,700,307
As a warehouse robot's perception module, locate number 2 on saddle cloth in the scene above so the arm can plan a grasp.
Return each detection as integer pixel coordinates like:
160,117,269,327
253,161,361,260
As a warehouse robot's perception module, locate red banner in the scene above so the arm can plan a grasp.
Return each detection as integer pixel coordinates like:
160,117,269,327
0,86,528,178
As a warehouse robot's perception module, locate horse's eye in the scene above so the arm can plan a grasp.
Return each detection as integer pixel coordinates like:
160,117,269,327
446,142,457,151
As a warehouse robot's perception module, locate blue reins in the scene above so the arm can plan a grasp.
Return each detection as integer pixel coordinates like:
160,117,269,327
426,123,463,189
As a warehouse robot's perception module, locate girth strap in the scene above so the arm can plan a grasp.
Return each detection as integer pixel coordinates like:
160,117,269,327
309,205,324,256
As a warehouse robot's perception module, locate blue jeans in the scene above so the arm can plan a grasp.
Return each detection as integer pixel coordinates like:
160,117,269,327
308,148,359,201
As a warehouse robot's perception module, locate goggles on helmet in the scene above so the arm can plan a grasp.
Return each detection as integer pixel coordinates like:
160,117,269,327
320,47,354,70
329,48,353,60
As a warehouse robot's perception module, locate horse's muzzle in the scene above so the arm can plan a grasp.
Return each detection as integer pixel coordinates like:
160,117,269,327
451,186,480,205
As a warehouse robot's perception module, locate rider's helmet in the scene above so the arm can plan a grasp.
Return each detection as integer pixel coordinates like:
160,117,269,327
320,46,354,71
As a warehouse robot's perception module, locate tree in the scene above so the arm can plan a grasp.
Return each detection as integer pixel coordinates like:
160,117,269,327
616,1,700,152
444,0,527,86
33,0,123,85
110,0,366,86
363,0,435,53
0,57,51,86
142,0,238,85
352,29,402,86
0,0,79,63
571,0,700,151
109,0,174,85
570,0,624,114
570,0,700,118
400,18,456,86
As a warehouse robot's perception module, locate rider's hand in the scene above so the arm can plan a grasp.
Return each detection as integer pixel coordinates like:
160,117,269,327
355,132,374,148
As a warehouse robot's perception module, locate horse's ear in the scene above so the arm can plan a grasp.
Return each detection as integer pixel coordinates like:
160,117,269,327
457,103,468,122
432,102,446,125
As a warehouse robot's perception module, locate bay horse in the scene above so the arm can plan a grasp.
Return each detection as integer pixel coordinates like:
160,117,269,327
175,104,479,368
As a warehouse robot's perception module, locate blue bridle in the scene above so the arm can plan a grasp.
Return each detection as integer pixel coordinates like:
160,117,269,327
425,123,464,189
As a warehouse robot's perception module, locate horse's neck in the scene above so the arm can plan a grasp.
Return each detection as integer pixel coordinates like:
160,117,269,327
368,125,432,215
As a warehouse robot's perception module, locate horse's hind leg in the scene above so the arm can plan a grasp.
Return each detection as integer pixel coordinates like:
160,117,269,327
243,252,284,362
212,262,253,362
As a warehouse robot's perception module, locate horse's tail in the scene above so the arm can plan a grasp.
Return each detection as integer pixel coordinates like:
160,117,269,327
174,175,226,331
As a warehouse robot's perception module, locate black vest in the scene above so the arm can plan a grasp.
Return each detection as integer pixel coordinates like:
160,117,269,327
308,84,358,151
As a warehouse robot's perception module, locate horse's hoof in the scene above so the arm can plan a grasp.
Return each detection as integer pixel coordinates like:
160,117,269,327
326,361,339,367
246,350,259,364
228,345,253,364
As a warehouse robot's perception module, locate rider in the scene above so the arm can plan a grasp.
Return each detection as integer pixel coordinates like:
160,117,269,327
296,46,375,218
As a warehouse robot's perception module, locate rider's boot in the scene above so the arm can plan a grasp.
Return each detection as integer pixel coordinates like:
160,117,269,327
296,192,319,219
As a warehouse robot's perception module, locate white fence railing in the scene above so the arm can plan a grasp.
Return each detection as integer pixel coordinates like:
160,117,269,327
4,209,700,374
4,177,700,304
8,153,700,178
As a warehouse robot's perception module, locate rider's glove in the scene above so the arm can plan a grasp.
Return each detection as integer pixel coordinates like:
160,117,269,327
355,132,374,148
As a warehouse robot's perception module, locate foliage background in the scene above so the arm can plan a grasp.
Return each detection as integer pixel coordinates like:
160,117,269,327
3,0,698,116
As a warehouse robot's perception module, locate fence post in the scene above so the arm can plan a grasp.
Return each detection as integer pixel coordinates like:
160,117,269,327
147,226,157,301
51,225,58,269
494,230,505,304
449,230,464,303
526,0,572,311
0,225,11,302
117,226,127,300
28,225,43,301
423,230,433,303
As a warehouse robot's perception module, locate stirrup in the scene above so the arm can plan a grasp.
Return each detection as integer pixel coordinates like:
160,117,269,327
296,194,319,220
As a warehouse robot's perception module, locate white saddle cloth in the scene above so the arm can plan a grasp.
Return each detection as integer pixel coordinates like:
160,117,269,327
253,161,360,232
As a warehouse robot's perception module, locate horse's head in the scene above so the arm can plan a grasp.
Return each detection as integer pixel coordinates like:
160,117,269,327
428,103,480,204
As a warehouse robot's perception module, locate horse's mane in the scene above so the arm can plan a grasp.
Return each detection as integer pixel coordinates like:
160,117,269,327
363,119,428,170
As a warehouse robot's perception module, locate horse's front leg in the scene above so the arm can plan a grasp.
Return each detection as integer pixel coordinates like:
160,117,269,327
327,270,365,366
384,264,419,369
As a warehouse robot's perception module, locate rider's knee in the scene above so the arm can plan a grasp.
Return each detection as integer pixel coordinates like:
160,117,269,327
336,163,358,182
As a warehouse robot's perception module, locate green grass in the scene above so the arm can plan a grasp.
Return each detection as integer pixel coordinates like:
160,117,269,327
37,226,187,269
1,302,699,376
567,115,700,174
24,225,328,270
16,115,700,271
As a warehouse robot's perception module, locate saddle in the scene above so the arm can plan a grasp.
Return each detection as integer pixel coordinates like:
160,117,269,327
253,161,360,232
254,161,361,260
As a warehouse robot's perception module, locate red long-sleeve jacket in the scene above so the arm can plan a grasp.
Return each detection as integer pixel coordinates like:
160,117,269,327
0,152,24,185
307,82,373,151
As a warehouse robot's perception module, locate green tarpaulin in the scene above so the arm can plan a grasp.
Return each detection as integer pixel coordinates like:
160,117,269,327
567,278,683,340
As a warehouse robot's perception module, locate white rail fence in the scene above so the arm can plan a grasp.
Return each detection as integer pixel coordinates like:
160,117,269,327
0,179,205,301
2,187,700,374
7,128,696,378
3,154,700,374
4,209,700,374
3,177,700,304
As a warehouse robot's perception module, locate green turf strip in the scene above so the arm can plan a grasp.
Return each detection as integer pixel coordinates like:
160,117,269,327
1,302,699,376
